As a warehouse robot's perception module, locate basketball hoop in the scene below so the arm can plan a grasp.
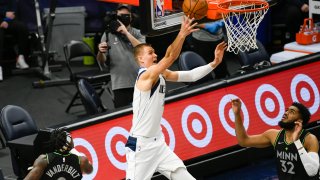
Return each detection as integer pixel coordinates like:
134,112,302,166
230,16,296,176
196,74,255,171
216,0,269,54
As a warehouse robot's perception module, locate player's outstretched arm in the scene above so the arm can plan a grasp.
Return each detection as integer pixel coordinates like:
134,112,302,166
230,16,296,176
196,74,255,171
149,16,198,78
24,155,47,180
231,99,276,148
164,41,227,82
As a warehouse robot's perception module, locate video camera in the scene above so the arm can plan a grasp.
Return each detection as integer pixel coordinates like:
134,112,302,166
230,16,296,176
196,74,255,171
104,12,121,34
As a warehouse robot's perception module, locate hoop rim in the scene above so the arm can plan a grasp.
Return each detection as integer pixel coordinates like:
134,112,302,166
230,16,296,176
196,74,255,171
217,0,269,13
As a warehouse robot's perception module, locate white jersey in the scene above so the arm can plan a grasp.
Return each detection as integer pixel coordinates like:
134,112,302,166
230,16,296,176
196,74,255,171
130,68,166,137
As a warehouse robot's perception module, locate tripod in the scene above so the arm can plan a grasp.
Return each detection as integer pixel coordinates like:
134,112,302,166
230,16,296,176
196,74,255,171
13,0,71,88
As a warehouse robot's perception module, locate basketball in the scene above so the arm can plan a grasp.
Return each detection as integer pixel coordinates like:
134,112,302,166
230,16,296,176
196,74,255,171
182,0,208,20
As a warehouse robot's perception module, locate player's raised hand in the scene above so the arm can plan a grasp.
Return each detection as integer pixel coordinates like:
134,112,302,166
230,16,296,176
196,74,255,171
178,15,199,38
211,41,227,67
231,99,242,115
292,120,303,141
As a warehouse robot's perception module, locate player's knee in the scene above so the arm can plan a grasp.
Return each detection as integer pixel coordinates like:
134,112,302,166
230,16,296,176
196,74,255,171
171,167,196,180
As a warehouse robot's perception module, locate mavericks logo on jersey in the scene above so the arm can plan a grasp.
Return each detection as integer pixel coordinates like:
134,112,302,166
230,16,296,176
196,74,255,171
45,164,81,178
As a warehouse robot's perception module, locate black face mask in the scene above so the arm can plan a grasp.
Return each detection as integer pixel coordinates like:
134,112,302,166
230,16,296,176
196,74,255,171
117,14,131,27
278,120,296,130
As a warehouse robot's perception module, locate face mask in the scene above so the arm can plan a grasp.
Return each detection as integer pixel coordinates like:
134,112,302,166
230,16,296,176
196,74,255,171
118,14,131,27
278,120,296,130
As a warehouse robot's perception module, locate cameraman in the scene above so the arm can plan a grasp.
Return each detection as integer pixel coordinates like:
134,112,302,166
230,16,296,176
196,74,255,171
97,4,145,109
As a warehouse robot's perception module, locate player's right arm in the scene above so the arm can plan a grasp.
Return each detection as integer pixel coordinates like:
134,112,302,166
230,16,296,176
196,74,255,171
231,99,278,148
137,16,198,91
148,16,198,79
24,154,48,180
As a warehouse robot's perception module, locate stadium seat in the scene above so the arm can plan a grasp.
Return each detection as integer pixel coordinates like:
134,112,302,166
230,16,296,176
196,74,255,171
238,40,270,67
78,79,107,115
63,40,111,113
0,105,38,178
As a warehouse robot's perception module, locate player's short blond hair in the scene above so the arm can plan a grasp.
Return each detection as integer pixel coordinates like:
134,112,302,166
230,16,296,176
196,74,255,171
133,43,152,65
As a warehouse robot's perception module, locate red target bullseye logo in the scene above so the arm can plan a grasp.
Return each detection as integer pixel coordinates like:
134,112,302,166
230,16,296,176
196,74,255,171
161,118,176,150
219,94,249,136
73,138,98,179
255,84,285,126
182,105,212,148
291,74,319,114
105,127,129,170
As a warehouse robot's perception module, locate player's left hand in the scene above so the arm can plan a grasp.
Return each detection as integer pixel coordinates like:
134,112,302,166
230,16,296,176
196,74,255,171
211,41,227,67
292,120,303,141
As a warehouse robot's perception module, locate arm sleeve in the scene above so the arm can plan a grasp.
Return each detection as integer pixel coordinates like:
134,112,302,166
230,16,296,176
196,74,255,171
294,140,320,176
177,64,214,82
70,148,84,156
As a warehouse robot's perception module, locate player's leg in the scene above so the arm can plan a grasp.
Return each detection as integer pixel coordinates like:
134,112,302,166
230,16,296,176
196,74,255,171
125,136,159,180
171,167,196,180
156,139,195,179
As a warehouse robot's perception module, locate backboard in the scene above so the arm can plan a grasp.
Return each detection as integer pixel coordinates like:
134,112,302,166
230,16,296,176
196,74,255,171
139,0,184,36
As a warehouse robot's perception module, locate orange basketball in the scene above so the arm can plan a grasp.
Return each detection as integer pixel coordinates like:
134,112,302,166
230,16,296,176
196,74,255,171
182,0,208,20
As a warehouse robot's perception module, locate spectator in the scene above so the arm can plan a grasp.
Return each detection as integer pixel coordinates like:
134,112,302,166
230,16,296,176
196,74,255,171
285,0,309,42
97,4,145,108
187,20,229,79
24,128,93,180
0,0,30,69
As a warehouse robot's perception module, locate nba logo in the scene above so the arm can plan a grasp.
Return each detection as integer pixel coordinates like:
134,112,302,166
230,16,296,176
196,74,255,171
156,0,164,17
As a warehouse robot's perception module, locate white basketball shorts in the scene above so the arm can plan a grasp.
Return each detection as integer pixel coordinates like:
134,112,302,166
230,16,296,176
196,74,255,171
125,134,186,180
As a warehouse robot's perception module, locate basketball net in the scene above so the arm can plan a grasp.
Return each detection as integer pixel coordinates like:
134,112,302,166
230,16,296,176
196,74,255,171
218,0,269,54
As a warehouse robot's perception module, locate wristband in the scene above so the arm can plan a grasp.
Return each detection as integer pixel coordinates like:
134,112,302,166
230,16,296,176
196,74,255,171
294,139,304,151
70,148,83,156
3,17,12,22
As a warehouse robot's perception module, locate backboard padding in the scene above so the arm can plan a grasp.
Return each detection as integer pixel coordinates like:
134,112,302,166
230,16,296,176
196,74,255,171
140,0,184,37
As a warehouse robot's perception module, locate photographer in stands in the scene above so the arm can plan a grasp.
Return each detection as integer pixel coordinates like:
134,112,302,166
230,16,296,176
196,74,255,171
97,4,145,109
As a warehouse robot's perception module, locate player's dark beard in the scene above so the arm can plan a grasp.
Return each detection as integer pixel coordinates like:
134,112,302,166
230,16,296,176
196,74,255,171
278,120,296,130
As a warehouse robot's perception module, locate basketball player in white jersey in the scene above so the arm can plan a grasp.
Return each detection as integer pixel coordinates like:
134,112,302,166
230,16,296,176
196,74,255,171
125,15,227,180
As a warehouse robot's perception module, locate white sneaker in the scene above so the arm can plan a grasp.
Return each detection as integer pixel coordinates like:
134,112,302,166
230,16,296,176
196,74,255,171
16,55,29,69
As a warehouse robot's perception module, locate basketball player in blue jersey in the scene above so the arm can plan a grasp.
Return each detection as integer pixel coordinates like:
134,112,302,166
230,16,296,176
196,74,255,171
125,15,227,180
231,99,319,179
